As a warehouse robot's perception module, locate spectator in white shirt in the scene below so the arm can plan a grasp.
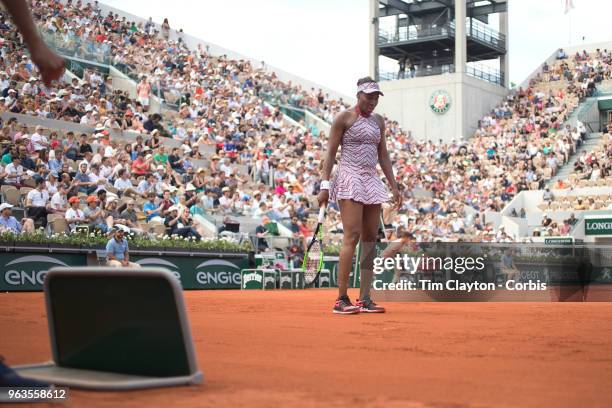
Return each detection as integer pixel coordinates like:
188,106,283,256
113,169,138,198
272,194,291,219
50,183,69,215
65,196,85,230
25,178,50,227
80,110,96,125
45,171,60,195
30,125,49,151
218,187,233,212
136,173,158,198
219,158,234,177
5,156,24,187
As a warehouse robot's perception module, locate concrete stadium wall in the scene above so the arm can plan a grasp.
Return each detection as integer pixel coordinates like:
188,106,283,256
572,218,587,241
502,216,528,240
1,112,95,135
462,75,510,137
501,190,544,216
378,73,508,143
483,210,501,230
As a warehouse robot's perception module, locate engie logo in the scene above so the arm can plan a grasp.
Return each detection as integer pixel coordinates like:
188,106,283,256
4,256,68,286
195,260,241,286
135,258,182,281
134,258,243,287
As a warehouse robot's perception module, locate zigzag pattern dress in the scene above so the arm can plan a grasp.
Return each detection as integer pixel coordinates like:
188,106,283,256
330,111,389,205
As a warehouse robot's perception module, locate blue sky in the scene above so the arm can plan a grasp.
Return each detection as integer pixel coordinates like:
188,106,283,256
102,0,612,95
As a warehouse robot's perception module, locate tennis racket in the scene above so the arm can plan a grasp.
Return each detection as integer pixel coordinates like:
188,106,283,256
302,204,327,285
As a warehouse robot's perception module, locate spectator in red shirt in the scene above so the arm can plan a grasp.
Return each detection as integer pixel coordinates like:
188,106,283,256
131,153,150,176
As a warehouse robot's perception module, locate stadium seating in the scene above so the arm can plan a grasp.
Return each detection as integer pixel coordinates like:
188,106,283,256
0,0,611,247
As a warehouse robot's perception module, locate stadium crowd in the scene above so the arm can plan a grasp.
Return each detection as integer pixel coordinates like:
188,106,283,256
570,123,612,185
0,0,611,245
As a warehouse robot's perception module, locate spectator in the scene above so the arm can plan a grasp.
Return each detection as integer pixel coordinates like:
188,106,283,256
106,226,140,268
83,195,107,233
143,192,164,222
136,173,157,198
559,219,571,235
397,57,406,80
113,169,138,198
542,187,554,203
557,48,567,60
131,152,150,176
541,213,553,227
161,18,171,41
255,216,270,252
104,197,125,231
118,199,143,234
0,203,34,233
164,205,201,238
30,125,49,152
65,196,85,230
4,156,24,187
74,162,94,195
25,178,49,227
136,75,152,111
50,182,69,215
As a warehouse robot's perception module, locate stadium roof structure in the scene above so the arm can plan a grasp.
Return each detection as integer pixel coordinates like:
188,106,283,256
373,0,508,86
379,0,507,23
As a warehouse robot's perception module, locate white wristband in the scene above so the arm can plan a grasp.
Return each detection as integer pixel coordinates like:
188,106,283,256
320,180,330,190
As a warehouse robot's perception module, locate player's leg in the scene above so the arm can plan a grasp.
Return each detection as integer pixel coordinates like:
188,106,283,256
338,199,363,296
334,199,363,314
356,203,385,313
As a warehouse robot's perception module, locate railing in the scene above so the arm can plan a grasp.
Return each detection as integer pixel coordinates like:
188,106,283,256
378,18,505,51
279,105,305,123
466,63,503,86
379,63,454,81
378,23,453,44
68,59,85,78
42,30,166,97
380,61,502,86
379,22,454,45
467,18,505,50
41,31,112,65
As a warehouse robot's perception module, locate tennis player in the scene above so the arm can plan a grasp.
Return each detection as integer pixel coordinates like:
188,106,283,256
319,77,402,314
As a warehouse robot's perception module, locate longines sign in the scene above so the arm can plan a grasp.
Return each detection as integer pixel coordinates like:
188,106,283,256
585,218,612,236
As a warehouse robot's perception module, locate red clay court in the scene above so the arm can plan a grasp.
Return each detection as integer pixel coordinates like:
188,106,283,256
2,289,612,407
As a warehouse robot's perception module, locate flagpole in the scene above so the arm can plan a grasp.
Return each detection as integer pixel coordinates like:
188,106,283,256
568,11,572,46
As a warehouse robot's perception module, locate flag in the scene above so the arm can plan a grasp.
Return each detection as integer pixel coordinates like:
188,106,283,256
564,0,574,14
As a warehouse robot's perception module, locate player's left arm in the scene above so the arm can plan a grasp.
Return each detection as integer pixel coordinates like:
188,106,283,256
376,115,402,209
